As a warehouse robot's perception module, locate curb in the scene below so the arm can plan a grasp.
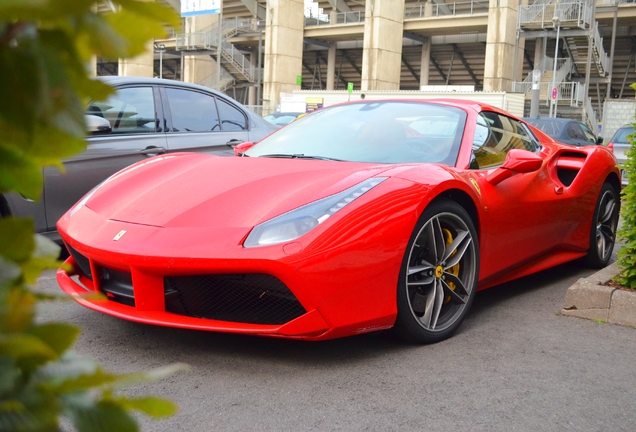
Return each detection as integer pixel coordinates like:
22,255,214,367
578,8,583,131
562,262,636,326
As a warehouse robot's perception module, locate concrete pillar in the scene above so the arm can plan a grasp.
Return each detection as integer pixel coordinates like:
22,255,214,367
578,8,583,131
119,41,154,77
419,38,431,88
533,38,543,68
326,44,336,90
483,0,519,92
361,0,405,91
263,0,304,114
248,48,257,106
425,0,433,17
182,15,218,85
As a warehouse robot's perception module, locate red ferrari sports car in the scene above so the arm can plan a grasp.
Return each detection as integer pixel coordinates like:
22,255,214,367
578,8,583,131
57,100,620,343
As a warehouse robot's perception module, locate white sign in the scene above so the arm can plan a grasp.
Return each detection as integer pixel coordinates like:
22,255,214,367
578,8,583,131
181,0,220,17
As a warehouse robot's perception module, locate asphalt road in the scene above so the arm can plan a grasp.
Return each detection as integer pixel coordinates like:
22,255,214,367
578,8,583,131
35,255,636,431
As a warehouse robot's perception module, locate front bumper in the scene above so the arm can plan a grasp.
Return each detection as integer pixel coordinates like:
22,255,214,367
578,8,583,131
57,255,332,339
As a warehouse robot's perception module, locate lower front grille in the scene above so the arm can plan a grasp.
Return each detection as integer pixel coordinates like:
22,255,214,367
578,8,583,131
164,274,306,325
98,267,135,307
66,243,92,280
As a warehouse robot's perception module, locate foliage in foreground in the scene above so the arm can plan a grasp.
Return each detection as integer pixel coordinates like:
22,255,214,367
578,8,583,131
615,83,636,289
0,1,186,430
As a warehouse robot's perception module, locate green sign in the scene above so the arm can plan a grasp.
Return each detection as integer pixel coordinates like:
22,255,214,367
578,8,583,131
347,82,353,93
296,75,302,86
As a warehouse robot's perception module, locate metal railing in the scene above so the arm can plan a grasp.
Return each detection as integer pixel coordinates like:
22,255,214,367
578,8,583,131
518,1,593,29
304,10,365,26
200,69,235,93
405,0,489,18
592,21,609,75
176,31,215,50
512,56,555,93
220,40,256,82
585,96,598,133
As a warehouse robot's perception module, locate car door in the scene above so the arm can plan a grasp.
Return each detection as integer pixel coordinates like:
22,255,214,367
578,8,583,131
43,85,167,231
161,86,249,156
469,111,569,281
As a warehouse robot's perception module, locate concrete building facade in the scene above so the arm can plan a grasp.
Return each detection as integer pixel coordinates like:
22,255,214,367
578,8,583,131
95,0,636,125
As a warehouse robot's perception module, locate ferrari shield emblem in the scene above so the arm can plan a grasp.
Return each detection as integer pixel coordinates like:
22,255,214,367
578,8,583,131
469,178,481,195
113,230,127,241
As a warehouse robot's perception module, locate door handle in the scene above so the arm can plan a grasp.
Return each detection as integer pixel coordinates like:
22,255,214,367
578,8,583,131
140,146,167,156
225,139,244,148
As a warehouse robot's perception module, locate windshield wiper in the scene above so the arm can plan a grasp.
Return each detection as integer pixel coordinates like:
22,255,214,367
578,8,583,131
259,153,342,161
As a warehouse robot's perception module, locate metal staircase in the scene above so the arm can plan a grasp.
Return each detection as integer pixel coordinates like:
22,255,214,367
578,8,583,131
515,0,609,130
176,17,261,92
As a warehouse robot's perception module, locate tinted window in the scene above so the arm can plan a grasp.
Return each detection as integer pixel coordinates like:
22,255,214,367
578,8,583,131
217,99,247,131
580,124,597,143
613,127,635,144
472,112,537,169
88,87,156,134
165,88,220,132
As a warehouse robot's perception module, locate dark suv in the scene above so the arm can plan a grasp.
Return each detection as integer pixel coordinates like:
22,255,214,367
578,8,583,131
523,117,602,146
0,76,277,243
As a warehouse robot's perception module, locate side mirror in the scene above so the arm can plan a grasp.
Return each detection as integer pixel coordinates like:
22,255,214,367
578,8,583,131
596,136,604,145
85,115,112,136
487,149,542,185
234,141,255,156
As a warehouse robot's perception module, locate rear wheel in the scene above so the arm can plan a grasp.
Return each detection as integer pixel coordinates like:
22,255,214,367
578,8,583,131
394,199,479,344
584,182,619,268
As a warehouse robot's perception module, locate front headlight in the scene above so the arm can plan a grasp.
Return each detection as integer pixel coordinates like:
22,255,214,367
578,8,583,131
244,177,387,247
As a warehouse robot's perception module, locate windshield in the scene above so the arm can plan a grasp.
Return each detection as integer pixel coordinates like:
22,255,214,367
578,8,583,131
246,101,466,165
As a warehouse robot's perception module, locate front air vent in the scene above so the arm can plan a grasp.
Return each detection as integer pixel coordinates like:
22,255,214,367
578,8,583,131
98,266,134,307
556,152,587,187
164,274,306,325
65,244,92,280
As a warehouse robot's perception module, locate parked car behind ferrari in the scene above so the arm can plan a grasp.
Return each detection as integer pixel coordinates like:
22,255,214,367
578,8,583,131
0,76,277,243
523,116,602,146
607,124,635,186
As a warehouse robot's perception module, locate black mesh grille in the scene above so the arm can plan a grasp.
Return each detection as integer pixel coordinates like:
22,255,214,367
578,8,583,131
65,243,92,280
164,274,306,325
98,266,135,307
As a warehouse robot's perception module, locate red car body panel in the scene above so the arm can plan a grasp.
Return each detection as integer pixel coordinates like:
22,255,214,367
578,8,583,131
56,100,620,340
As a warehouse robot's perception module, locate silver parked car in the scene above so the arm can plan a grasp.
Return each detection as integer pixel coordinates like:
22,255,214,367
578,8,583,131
0,76,277,243
608,124,635,187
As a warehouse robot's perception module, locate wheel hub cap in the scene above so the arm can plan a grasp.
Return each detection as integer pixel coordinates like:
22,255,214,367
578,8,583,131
435,266,444,278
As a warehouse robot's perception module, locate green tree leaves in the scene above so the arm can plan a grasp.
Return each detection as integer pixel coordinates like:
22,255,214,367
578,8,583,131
0,1,185,430
616,83,636,289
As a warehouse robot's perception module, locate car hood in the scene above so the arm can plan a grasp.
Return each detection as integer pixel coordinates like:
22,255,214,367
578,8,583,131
83,153,392,228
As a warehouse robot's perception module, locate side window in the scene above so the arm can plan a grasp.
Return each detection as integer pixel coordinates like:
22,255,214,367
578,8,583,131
580,124,597,143
471,112,538,169
88,87,156,134
566,123,584,141
217,98,247,131
165,88,220,132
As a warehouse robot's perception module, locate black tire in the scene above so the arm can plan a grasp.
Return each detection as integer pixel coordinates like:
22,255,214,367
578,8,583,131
584,182,619,268
394,199,479,344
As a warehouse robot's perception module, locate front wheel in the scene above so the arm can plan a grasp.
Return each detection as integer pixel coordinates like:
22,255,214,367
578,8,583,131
584,182,619,268
394,199,479,344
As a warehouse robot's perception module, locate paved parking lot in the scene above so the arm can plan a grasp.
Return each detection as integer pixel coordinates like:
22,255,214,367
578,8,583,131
36,255,636,431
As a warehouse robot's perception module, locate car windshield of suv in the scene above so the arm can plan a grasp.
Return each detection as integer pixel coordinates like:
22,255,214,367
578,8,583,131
245,101,467,166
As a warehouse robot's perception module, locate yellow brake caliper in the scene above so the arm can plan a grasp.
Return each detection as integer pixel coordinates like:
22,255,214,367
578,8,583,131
443,228,460,303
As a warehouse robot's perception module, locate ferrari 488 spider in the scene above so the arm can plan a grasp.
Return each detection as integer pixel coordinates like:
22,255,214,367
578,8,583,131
57,99,620,344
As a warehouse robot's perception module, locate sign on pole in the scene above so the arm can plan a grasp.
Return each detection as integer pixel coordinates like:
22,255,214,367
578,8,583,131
296,75,302,86
181,0,220,16
551,87,558,100
347,82,353,93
